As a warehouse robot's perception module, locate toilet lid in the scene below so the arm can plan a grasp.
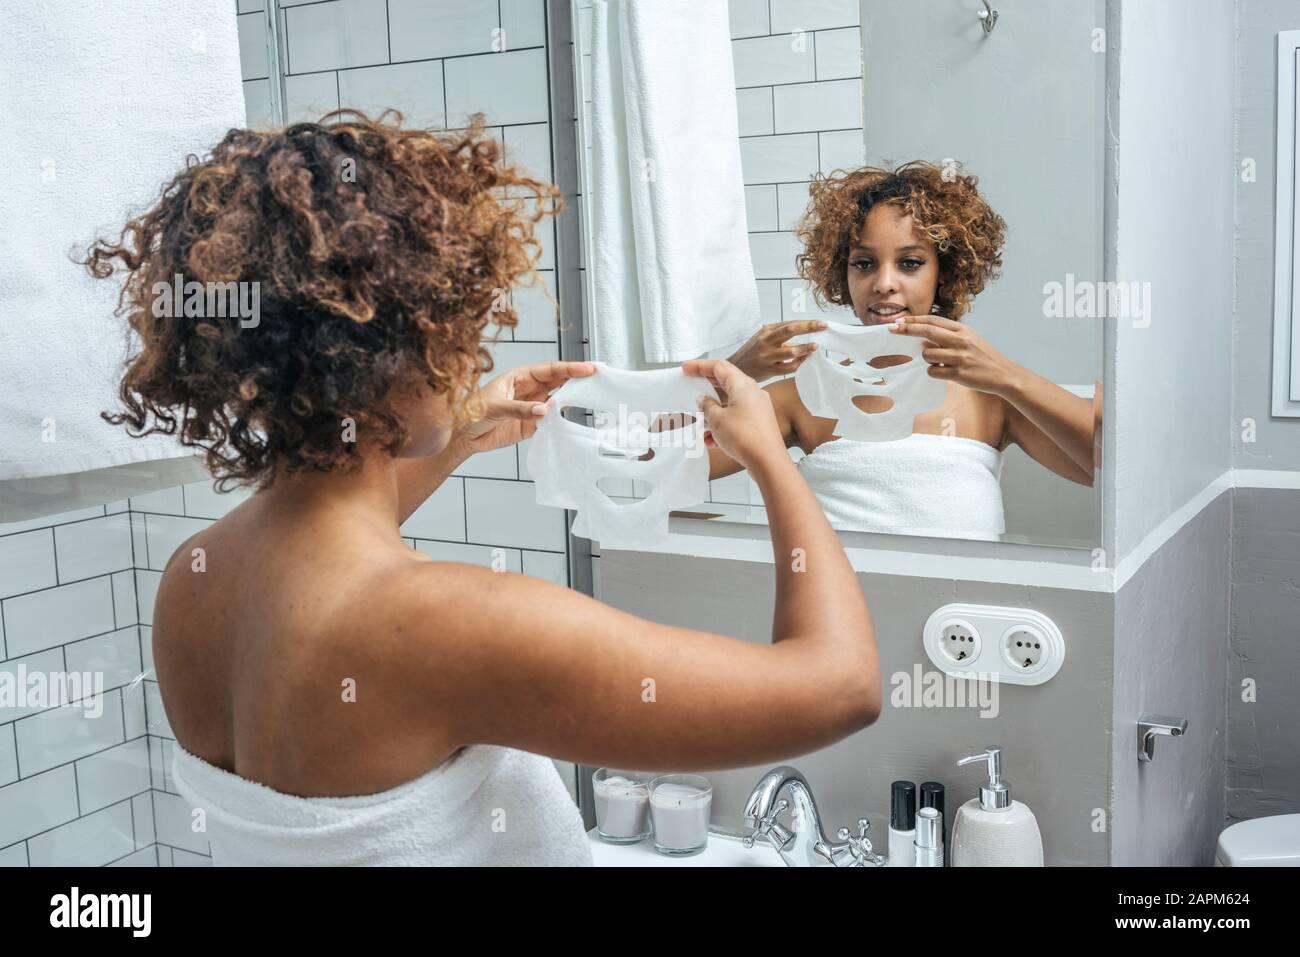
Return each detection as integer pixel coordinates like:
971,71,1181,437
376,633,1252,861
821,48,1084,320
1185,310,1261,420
1217,814,1300,866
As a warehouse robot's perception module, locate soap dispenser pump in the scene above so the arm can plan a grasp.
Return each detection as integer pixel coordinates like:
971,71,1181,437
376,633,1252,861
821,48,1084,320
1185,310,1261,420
949,746,1044,867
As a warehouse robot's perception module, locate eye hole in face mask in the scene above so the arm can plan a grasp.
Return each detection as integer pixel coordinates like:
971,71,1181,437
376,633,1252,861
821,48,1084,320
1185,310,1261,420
567,406,696,435
598,443,655,462
867,353,911,369
596,476,654,503
647,411,697,432
829,350,912,372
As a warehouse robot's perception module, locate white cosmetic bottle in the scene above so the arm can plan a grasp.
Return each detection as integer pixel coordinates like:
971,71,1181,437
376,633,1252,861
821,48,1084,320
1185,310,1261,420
950,746,1044,867
914,806,943,866
887,780,916,866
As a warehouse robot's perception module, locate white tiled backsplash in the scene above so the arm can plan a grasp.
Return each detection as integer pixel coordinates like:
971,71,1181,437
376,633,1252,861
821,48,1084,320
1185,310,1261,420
1,503,155,866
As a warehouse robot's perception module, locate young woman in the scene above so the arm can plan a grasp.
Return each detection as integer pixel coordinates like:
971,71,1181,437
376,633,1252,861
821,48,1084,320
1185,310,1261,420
719,162,1095,537
81,111,880,866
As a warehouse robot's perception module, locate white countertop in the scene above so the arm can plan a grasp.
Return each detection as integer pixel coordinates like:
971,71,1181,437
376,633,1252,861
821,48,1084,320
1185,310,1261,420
587,827,787,867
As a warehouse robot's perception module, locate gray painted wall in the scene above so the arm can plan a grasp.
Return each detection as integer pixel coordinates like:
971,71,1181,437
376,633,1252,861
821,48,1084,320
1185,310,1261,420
1228,0,1300,832
1111,492,1230,866
1227,488,1300,823
1110,0,1236,563
1001,442,1098,544
594,550,1114,866
1234,0,1300,471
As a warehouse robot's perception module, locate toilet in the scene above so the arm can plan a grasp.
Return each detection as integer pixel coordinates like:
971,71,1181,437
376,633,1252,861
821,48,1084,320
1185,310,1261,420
1216,814,1300,866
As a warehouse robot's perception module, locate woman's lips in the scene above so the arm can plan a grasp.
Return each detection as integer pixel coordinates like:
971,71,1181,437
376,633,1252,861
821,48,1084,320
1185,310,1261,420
865,304,906,324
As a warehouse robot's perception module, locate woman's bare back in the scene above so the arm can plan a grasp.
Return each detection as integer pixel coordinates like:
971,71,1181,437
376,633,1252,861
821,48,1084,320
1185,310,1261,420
151,495,459,798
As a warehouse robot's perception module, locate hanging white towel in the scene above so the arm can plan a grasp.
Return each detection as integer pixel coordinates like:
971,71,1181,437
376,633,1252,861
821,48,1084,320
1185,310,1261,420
796,433,1007,540
589,0,649,368
589,0,761,367
0,1,247,484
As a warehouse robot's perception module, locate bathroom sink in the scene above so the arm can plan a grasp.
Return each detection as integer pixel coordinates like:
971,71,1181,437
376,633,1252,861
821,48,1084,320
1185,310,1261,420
587,828,787,866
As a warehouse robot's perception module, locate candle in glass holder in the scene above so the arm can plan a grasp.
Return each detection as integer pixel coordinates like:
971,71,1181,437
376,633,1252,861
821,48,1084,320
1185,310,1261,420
649,775,712,855
593,769,651,843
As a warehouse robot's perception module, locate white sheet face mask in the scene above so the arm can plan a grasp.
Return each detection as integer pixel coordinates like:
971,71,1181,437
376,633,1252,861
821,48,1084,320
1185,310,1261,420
527,364,717,549
790,319,948,441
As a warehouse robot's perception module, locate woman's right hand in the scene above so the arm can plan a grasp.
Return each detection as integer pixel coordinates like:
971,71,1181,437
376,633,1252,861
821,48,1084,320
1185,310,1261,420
726,319,827,382
682,359,787,471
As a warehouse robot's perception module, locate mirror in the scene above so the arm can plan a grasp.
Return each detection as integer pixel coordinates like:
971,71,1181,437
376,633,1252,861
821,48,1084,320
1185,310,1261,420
571,0,1106,547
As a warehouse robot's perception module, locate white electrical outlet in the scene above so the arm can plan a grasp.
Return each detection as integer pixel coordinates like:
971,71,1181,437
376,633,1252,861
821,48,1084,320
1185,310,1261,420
922,603,1064,685
1002,624,1047,674
936,617,981,666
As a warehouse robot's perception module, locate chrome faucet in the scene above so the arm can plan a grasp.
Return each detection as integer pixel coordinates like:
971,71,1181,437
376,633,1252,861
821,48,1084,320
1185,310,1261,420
1137,714,1188,763
741,766,886,867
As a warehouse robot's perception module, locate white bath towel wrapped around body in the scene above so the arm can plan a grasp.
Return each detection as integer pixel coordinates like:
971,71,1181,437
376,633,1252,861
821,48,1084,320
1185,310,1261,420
796,433,1006,540
171,743,593,867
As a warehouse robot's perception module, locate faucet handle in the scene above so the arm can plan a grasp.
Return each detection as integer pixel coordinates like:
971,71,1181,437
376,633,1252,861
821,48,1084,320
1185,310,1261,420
834,818,885,866
767,798,789,819
813,818,883,867
759,798,789,831
836,817,870,843
741,798,791,849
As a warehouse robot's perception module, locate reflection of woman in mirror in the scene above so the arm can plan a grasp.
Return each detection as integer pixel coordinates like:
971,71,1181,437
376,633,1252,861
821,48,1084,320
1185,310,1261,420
710,161,1095,537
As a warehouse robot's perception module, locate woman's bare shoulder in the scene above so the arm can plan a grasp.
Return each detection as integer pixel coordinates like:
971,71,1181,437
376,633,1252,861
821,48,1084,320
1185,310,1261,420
153,520,225,625
360,554,554,647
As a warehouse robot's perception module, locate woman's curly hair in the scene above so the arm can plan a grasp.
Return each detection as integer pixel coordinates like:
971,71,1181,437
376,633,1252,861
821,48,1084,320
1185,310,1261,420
81,108,558,490
794,160,1006,321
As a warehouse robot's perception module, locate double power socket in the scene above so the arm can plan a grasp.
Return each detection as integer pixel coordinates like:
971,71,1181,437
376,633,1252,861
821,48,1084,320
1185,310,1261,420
921,603,1065,686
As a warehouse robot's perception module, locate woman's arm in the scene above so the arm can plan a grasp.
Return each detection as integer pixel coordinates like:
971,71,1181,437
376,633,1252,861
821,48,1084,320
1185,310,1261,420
890,316,1094,485
999,371,1095,486
393,360,881,772
706,377,808,480
394,360,596,524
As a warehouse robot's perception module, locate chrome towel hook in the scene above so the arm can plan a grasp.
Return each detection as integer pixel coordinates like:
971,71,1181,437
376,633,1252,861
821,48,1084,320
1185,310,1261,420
979,0,999,35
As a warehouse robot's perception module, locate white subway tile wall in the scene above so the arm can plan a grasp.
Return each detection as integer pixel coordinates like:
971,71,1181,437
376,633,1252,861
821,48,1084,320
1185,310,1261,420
1,506,154,865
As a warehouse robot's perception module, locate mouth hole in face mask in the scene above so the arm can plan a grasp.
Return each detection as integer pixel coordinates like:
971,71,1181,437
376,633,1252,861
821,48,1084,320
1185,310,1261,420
596,476,653,502
851,394,895,415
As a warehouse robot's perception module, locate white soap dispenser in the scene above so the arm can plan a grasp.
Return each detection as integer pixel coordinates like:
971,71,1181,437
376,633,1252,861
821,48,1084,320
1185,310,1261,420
949,746,1044,867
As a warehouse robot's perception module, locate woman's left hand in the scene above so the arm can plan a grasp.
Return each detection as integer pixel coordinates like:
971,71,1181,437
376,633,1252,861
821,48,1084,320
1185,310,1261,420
888,315,1019,397
456,360,597,453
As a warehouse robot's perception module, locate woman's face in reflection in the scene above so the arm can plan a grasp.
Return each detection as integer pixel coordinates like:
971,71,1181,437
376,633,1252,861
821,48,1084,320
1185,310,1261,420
846,202,941,325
